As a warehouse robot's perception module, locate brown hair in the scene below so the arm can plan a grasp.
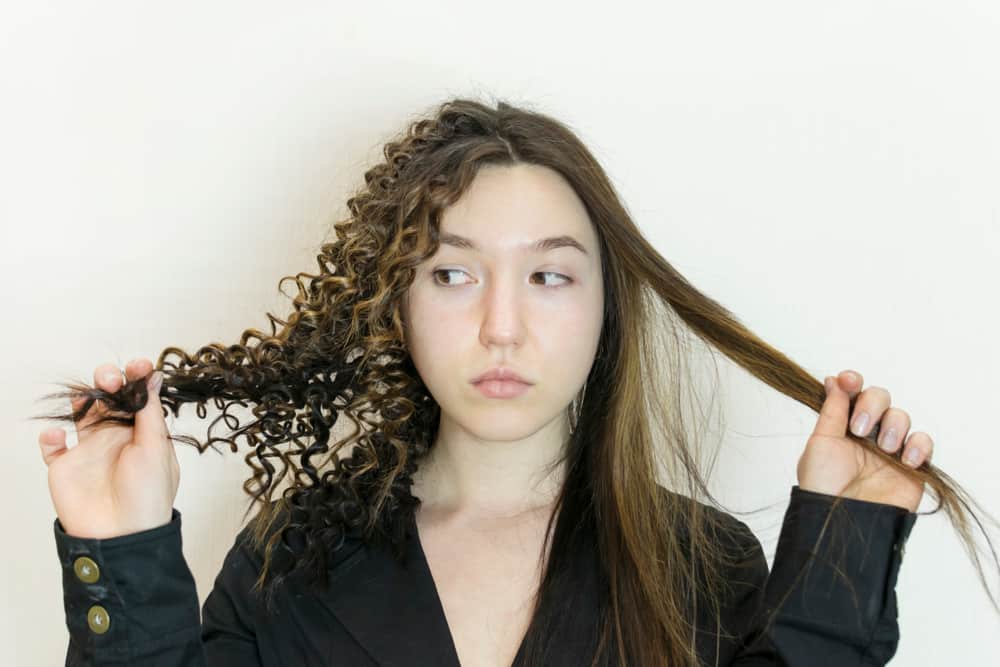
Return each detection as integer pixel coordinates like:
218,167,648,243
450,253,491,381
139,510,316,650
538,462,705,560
36,96,999,665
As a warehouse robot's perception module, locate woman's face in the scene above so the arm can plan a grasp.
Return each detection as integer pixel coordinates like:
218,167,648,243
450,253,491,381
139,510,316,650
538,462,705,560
402,163,605,441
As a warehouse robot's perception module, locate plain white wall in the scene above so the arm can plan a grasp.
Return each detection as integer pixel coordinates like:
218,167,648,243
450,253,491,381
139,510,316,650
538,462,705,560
3,1,998,664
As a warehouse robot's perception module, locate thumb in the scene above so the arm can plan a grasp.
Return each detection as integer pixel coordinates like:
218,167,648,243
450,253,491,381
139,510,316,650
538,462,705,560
811,375,850,439
133,371,167,446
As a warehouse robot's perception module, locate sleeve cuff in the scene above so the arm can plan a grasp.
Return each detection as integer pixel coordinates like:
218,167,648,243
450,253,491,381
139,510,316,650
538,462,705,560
54,508,201,660
763,485,918,650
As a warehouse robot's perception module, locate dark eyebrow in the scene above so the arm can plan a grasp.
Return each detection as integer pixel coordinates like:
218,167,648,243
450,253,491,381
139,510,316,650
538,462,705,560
438,232,589,257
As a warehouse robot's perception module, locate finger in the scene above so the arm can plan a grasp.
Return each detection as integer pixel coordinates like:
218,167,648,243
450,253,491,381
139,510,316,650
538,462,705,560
94,361,125,393
72,362,126,433
836,369,864,396
813,376,852,439
875,407,911,454
848,385,891,438
38,427,68,466
133,370,167,448
901,431,933,468
123,357,154,385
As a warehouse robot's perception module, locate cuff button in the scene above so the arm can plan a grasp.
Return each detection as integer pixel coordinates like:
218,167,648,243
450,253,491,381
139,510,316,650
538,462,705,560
87,605,110,634
73,556,100,584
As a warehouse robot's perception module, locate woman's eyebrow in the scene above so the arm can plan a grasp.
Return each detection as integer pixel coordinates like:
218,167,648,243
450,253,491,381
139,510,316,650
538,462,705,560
438,232,589,257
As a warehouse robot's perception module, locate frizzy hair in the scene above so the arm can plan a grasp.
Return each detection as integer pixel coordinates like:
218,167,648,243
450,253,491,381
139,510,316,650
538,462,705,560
35,96,999,666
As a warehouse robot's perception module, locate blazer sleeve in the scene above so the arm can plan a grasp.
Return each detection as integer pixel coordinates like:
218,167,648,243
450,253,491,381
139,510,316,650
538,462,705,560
53,508,262,666
727,485,919,667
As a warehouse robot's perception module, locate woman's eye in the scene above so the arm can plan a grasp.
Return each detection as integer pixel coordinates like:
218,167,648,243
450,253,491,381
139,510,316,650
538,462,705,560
431,269,472,286
430,269,572,288
529,271,572,287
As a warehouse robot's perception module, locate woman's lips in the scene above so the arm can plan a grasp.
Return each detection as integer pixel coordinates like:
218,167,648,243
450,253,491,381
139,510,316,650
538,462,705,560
473,379,532,398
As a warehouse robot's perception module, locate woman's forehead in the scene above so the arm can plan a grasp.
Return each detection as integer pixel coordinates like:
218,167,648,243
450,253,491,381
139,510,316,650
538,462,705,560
437,164,598,255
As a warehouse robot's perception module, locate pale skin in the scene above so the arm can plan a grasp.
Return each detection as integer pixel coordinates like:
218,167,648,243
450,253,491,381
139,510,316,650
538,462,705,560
403,163,605,525
36,164,932,667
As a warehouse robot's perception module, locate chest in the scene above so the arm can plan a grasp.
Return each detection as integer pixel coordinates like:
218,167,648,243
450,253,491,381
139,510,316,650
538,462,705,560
415,514,553,667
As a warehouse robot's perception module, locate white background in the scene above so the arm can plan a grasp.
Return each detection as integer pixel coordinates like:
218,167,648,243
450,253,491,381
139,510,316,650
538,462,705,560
2,2,998,664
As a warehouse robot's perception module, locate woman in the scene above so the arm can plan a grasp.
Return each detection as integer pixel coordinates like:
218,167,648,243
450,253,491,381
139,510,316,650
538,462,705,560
35,97,997,666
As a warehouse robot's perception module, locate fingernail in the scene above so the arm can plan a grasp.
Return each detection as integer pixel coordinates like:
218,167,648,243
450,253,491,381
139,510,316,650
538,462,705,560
148,371,163,392
879,427,898,452
851,411,870,436
904,448,921,467
823,376,833,393
103,371,120,385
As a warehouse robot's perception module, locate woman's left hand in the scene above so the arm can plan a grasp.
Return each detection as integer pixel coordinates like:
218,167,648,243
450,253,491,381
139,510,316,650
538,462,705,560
797,369,932,513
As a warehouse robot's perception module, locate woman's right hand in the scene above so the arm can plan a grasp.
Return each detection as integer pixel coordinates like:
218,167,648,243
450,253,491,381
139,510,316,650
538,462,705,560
37,357,179,539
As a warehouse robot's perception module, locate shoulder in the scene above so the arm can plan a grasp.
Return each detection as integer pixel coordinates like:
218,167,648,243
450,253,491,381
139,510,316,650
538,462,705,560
655,484,767,573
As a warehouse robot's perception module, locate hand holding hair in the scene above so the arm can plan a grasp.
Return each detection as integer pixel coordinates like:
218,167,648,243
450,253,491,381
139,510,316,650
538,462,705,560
37,357,178,539
798,369,933,513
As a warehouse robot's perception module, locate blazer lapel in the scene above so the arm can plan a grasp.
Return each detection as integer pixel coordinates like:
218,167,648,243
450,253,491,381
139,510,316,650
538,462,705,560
313,522,462,667
311,511,604,667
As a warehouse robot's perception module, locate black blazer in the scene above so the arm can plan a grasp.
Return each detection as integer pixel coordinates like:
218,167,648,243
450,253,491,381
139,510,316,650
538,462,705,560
53,485,917,666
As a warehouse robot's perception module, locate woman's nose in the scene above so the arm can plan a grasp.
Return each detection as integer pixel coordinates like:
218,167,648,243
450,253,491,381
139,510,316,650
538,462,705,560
479,281,525,346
